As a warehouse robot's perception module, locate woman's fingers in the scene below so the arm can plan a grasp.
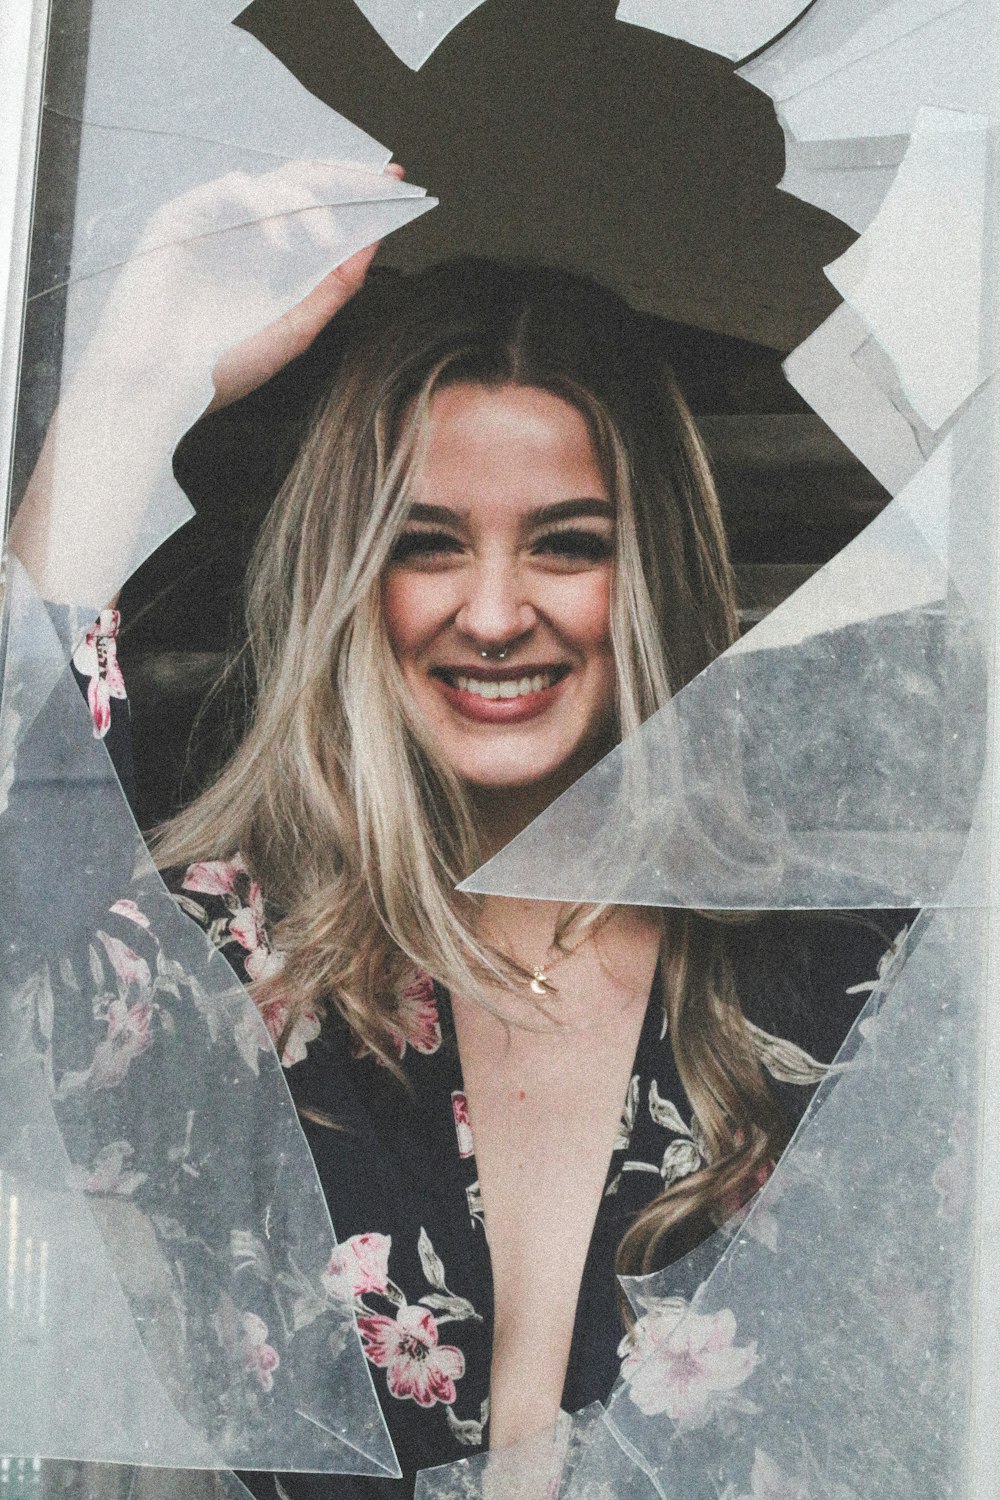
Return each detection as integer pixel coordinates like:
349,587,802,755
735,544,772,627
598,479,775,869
209,160,407,409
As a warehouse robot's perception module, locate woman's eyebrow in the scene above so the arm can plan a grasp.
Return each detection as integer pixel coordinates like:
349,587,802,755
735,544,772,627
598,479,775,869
406,503,464,525
528,498,614,524
404,499,614,526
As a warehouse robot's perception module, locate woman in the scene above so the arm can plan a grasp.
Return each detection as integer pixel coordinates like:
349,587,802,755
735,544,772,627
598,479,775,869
67,253,898,1495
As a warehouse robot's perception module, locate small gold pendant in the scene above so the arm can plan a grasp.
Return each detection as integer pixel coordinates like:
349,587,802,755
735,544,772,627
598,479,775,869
529,968,549,996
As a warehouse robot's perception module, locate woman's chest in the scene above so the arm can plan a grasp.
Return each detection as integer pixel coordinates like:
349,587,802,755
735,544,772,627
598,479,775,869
290,976,675,1473
452,1005,649,1446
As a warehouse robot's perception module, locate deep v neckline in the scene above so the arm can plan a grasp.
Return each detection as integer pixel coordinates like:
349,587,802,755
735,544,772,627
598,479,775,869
436,960,665,1421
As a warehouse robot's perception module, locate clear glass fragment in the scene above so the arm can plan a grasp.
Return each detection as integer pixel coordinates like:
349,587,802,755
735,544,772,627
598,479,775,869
783,302,934,493
738,0,968,107
738,0,989,256
419,908,979,1497
778,138,898,231
53,0,386,162
614,0,811,63
348,0,488,70
415,1403,661,1499
601,908,976,1500
9,0,433,618
761,0,989,150
825,107,990,432
461,381,991,910
0,1462,256,1500
0,558,398,1476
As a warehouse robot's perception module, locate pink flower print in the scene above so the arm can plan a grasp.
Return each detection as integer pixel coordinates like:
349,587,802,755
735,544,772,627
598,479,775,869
109,899,151,929
258,984,321,1067
389,972,442,1058
718,1158,774,1228
228,881,273,979
358,1305,465,1407
96,929,151,990
72,610,125,739
621,1305,758,1426
452,1091,474,1158
89,1000,154,1089
81,1140,146,1196
240,1312,280,1392
181,855,247,897
322,1232,392,1302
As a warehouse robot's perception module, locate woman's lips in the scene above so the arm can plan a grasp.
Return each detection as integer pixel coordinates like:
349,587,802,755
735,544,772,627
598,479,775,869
432,665,569,723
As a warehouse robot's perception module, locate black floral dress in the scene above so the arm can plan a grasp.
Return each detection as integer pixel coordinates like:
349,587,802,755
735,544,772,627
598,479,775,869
71,617,907,1498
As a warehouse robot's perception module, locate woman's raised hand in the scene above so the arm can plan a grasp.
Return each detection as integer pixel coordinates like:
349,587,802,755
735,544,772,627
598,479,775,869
209,162,406,409
10,159,417,606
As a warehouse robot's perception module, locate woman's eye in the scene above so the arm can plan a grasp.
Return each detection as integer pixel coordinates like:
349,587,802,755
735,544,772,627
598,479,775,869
390,530,464,563
534,530,613,563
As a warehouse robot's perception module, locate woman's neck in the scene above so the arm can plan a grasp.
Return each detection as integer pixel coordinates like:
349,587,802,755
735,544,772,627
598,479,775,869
469,737,610,859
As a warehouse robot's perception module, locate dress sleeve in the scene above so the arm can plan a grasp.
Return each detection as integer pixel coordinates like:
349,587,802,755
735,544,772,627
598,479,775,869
70,607,136,809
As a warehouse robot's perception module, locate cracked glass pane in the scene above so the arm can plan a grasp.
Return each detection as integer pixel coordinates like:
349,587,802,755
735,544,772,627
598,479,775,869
824,107,990,432
0,560,398,1477
417,909,979,1499
8,0,432,620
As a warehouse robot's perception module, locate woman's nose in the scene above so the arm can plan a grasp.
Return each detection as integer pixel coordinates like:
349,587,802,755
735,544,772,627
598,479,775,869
454,556,537,652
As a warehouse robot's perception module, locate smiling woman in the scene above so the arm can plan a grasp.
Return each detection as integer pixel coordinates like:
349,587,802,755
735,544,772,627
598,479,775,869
97,255,901,1493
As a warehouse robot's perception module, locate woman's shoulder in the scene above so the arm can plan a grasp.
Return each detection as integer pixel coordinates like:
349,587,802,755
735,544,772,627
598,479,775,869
729,909,912,1068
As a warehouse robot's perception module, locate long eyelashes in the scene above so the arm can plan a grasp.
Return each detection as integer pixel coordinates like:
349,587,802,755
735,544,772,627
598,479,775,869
390,529,463,563
540,531,613,562
389,528,613,564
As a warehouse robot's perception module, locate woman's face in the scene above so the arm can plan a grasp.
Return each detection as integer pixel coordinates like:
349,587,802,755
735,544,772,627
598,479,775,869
383,382,618,800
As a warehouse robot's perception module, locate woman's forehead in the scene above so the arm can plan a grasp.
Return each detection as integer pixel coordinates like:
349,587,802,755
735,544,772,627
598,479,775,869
410,382,611,515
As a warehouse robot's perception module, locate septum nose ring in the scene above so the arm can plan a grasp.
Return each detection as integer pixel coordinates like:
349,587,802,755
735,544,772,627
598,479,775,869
479,644,509,661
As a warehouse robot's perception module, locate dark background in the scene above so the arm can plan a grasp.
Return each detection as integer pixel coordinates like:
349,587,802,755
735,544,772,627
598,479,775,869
113,0,889,826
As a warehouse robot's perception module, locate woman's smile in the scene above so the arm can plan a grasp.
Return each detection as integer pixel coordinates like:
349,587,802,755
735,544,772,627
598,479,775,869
382,381,618,799
431,662,570,722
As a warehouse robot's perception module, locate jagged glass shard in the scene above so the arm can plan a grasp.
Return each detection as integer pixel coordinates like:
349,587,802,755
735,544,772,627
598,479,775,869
0,559,398,1476
17,181,429,616
414,1403,661,1498
600,908,976,1500
52,0,384,161
738,0,986,139
419,908,979,1497
349,0,488,70
461,384,992,909
783,303,934,493
9,0,433,620
614,0,811,63
778,135,899,231
0,1464,256,1500
825,108,990,432
739,0,987,246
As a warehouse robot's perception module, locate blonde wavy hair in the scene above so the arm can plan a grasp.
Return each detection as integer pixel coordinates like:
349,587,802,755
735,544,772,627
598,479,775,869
155,258,787,1276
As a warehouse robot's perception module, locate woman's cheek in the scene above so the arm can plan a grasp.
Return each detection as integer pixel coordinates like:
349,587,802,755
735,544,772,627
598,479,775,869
382,572,445,658
559,569,613,648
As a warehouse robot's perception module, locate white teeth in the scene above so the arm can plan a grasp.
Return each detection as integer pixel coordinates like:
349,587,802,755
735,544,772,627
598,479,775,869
454,673,553,699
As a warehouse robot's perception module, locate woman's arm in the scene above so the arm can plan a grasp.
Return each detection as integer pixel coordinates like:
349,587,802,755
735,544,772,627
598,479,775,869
8,163,406,608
